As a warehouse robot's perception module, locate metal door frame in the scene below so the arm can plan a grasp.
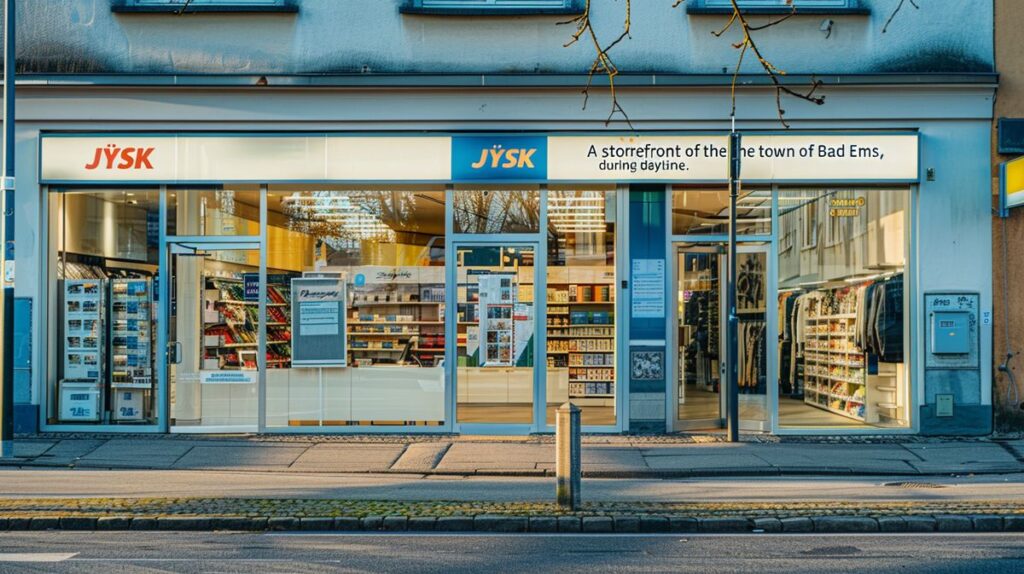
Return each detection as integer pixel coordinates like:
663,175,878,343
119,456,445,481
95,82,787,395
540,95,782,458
669,240,773,433
448,239,545,435
161,236,264,434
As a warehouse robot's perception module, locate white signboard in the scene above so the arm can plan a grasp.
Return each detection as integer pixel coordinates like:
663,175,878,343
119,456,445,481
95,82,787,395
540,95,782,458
631,259,666,319
40,133,919,183
291,278,348,367
547,136,730,181
740,134,919,182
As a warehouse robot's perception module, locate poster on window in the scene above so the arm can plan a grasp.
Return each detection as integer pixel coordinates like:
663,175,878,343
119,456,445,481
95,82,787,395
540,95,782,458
478,273,515,367
291,277,347,367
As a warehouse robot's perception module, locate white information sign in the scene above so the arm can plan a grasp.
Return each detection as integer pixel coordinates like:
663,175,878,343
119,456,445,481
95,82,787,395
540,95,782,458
291,278,348,367
200,370,258,385
631,259,666,319
299,301,340,336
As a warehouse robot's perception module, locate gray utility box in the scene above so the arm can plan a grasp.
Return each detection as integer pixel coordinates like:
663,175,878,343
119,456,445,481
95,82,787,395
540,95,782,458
930,311,971,355
922,293,986,434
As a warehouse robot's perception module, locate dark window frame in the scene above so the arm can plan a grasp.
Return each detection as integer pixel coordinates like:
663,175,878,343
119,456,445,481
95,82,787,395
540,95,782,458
400,0,585,16
111,0,298,14
687,0,869,16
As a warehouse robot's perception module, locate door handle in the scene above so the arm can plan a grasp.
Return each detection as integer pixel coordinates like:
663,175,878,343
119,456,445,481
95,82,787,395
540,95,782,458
168,341,183,365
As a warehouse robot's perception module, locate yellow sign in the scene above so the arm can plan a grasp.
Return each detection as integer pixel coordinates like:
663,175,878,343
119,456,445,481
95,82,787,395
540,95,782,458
1001,155,1024,215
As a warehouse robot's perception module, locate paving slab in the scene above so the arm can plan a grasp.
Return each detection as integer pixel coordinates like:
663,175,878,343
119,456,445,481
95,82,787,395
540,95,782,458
173,446,308,470
581,447,648,469
289,444,405,472
390,443,451,472
11,441,56,459
77,440,196,468
439,443,552,464
643,453,772,471
26,440,106,466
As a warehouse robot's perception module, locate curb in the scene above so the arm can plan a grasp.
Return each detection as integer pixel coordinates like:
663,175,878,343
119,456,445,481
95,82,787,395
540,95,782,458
3,460,1023,478
2,514,1021,533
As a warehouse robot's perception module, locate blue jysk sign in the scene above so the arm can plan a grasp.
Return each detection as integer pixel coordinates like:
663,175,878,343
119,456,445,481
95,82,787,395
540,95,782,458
451,135,547,181
244,273,259,301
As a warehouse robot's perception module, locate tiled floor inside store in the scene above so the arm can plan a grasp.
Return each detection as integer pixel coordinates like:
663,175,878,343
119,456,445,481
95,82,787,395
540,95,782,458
678,388,892,430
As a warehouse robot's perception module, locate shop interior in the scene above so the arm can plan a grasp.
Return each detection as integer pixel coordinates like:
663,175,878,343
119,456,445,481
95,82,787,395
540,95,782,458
49,186,617,429
673,187,909,431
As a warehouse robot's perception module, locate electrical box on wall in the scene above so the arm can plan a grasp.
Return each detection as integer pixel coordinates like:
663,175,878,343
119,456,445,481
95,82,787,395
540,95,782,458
923,293,983,430
930,311,970,355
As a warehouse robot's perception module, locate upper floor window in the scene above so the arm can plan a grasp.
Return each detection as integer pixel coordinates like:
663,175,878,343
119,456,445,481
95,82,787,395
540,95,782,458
687,0,868,15
112,0,298,13
401,0,584,16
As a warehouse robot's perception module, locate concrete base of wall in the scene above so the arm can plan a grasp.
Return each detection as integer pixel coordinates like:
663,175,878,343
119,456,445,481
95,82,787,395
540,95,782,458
13,404,38,435
919,404,992,436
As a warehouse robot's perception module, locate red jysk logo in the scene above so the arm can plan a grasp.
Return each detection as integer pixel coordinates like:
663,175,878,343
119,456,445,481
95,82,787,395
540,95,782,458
84,144,155,170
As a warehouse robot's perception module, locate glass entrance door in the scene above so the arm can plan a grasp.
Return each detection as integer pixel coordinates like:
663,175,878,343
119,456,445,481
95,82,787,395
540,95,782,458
454,243,540,429
166,241,263,432
674,243,770,432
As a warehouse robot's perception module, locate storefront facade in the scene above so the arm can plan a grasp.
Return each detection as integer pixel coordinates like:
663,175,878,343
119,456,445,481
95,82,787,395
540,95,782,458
11,78,993,437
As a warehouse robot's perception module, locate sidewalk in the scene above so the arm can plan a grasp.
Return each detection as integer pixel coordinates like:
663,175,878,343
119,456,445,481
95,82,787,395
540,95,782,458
3,434,1023,477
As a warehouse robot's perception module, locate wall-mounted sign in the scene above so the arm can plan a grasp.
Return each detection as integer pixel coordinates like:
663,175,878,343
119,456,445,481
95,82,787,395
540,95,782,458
452,135,547,181
739,134,919,182
999,155,1024,217
40,133,919,184
291,277,347,368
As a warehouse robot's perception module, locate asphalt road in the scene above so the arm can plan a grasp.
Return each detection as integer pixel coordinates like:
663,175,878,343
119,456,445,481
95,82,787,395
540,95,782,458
1,468,1023,503
0,532,1021,573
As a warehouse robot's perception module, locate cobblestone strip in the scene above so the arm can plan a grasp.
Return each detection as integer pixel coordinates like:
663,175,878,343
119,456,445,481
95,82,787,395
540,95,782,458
2,513,1021,533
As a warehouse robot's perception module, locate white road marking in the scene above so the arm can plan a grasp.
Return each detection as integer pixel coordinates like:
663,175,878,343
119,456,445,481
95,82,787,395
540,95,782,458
0,553,78,562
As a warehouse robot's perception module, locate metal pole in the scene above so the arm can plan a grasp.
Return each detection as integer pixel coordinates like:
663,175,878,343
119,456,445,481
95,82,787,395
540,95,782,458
0,0,15,458
555,402,581,509
726,132,741,443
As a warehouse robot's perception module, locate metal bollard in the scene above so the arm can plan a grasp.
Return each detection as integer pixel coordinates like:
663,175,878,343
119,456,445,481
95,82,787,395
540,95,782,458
556,402,581,510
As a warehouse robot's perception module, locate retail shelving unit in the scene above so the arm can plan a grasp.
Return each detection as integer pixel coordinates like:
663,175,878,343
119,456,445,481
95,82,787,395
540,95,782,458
203,276,292,370
546,282,615,402
802,314,872,422
349,283,445,367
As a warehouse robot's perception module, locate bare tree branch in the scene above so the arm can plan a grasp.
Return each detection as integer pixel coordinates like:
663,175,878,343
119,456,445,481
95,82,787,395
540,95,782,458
559,0,634,127
176,0,194,16
565,1,826,129
882,0,919,34
723,0,825,127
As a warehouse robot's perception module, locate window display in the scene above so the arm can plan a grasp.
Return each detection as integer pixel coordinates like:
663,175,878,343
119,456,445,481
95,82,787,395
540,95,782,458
266,186,447,427
457,244,536,424
49,190,159,426
546,187,617,426
777,188,909,428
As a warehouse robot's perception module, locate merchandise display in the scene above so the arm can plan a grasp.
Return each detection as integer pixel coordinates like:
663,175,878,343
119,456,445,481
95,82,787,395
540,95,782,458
60,279,105,422
782,272,905,423
203,276,293,370
109,278,155,421
349,281,445,367
546,282,615,399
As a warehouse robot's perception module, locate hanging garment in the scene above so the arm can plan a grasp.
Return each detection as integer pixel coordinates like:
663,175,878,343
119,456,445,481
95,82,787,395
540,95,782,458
854,283,869,350
875,275,904,363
